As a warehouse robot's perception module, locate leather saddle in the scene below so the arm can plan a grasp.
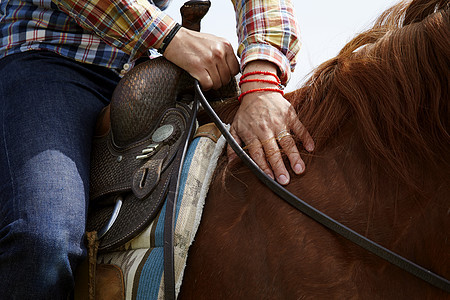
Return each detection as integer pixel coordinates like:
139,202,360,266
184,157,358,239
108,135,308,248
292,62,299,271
86,0,238,252
87,57,194,251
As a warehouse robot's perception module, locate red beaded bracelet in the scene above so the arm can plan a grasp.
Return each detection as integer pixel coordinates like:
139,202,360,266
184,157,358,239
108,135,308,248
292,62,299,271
238,87,285,103
240,71,281,83
239,78,282,88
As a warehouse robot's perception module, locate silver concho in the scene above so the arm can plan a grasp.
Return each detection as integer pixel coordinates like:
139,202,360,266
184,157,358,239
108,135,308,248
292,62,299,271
152,124,174,143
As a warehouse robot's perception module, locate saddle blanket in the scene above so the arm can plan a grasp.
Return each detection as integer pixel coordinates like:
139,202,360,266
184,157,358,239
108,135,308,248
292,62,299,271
96,125,226,299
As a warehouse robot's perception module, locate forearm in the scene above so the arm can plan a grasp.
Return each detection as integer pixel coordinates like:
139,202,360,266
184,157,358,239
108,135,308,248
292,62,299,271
52,0,176,60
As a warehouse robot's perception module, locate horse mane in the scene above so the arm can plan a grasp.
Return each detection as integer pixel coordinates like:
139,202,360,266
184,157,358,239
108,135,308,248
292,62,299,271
289,0,449,191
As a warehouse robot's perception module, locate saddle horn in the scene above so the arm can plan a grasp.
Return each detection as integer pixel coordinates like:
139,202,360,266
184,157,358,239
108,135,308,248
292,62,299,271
180,0,211,32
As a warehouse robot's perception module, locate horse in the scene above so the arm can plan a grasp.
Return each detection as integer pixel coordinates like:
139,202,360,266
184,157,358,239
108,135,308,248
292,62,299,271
178,0,449,298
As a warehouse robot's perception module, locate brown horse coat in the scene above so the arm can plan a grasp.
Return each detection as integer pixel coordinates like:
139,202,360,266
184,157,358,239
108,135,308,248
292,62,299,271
180,0,449,298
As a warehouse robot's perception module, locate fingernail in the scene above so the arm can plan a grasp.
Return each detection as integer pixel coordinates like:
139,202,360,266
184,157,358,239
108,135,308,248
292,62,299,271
278,174,289,185
306,142,314,152
266,172,274,180
294,163,303,174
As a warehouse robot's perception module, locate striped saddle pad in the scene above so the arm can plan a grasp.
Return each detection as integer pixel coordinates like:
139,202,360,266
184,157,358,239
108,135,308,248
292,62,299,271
75,123,225,300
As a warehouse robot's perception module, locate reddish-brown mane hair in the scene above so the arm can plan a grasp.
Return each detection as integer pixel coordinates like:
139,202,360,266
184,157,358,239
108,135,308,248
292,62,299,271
288,0,449,191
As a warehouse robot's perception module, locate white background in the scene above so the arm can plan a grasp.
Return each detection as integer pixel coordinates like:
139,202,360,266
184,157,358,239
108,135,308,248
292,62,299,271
165,0,399,91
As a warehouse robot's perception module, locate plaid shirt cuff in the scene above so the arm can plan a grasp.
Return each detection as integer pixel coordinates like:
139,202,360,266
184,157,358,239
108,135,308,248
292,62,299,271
239,43,295,85
125,12,177,59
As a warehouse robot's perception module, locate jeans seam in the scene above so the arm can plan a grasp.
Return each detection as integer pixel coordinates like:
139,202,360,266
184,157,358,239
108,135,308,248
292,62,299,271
0,79,17,218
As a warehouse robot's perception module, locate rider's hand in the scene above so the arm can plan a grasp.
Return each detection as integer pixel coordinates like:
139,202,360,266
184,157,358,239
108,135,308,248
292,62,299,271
229,61,315,185
163,27,240,90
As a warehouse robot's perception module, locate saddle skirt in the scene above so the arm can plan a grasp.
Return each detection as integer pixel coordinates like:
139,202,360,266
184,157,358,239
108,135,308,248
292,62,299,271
87,103,192,251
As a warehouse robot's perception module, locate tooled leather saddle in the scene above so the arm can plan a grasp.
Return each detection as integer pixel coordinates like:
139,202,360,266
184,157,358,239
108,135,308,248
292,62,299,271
86,57,194,251
86,0,239,252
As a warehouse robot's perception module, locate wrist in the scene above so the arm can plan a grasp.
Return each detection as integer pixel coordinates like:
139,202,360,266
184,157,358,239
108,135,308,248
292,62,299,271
157,23,182,55
238,87,284,103
242,61,279,80
238,61,284,102
240,61,283,89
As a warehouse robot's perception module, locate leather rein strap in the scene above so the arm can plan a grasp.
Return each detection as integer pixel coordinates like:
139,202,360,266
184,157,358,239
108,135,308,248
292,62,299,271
163,2,210,298
193,81,450,293
163,97,198,299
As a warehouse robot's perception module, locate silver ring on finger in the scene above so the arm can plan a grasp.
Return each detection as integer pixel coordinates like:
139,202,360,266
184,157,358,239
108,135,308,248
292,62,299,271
276,129,292,142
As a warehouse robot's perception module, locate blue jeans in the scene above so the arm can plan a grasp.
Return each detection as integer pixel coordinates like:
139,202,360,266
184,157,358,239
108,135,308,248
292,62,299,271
0,51,120,299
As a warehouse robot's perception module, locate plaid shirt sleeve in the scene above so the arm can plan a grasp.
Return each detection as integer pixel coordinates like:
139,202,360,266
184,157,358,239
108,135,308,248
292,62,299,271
51,0,177,60
51,0,299,83
232,0,300,84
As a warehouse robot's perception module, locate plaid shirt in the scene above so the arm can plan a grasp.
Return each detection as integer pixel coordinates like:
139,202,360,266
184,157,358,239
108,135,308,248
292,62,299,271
0,0,300,83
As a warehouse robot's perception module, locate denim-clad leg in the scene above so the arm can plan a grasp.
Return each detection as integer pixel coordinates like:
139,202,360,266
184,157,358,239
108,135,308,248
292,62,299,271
0,51,120,299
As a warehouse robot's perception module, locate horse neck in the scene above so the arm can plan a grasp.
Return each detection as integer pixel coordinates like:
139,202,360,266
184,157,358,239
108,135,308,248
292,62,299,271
195,124,448,297
289,119,449,274
211,95,448,267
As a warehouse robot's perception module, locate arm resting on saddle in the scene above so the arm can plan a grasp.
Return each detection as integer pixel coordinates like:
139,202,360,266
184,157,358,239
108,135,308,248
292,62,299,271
51,0,177,60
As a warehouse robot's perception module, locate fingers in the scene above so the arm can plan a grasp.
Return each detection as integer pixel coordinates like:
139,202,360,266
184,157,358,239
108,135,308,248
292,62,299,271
206,42,239,90
276,130,305,175
229,122,290,184
195,70,214,91
229,124,278,182
213,41,239,89
246,138,275,180
231,133,293,185
290,115,315,153
229,95,315,185
225,47,240,77
163,28,239,91
235,131,303,186
279,109,315,175
260,136,289,184
216,62,231,88
228,128,276,181
195,51,238,91
228,125,314,186
227,129,240,161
